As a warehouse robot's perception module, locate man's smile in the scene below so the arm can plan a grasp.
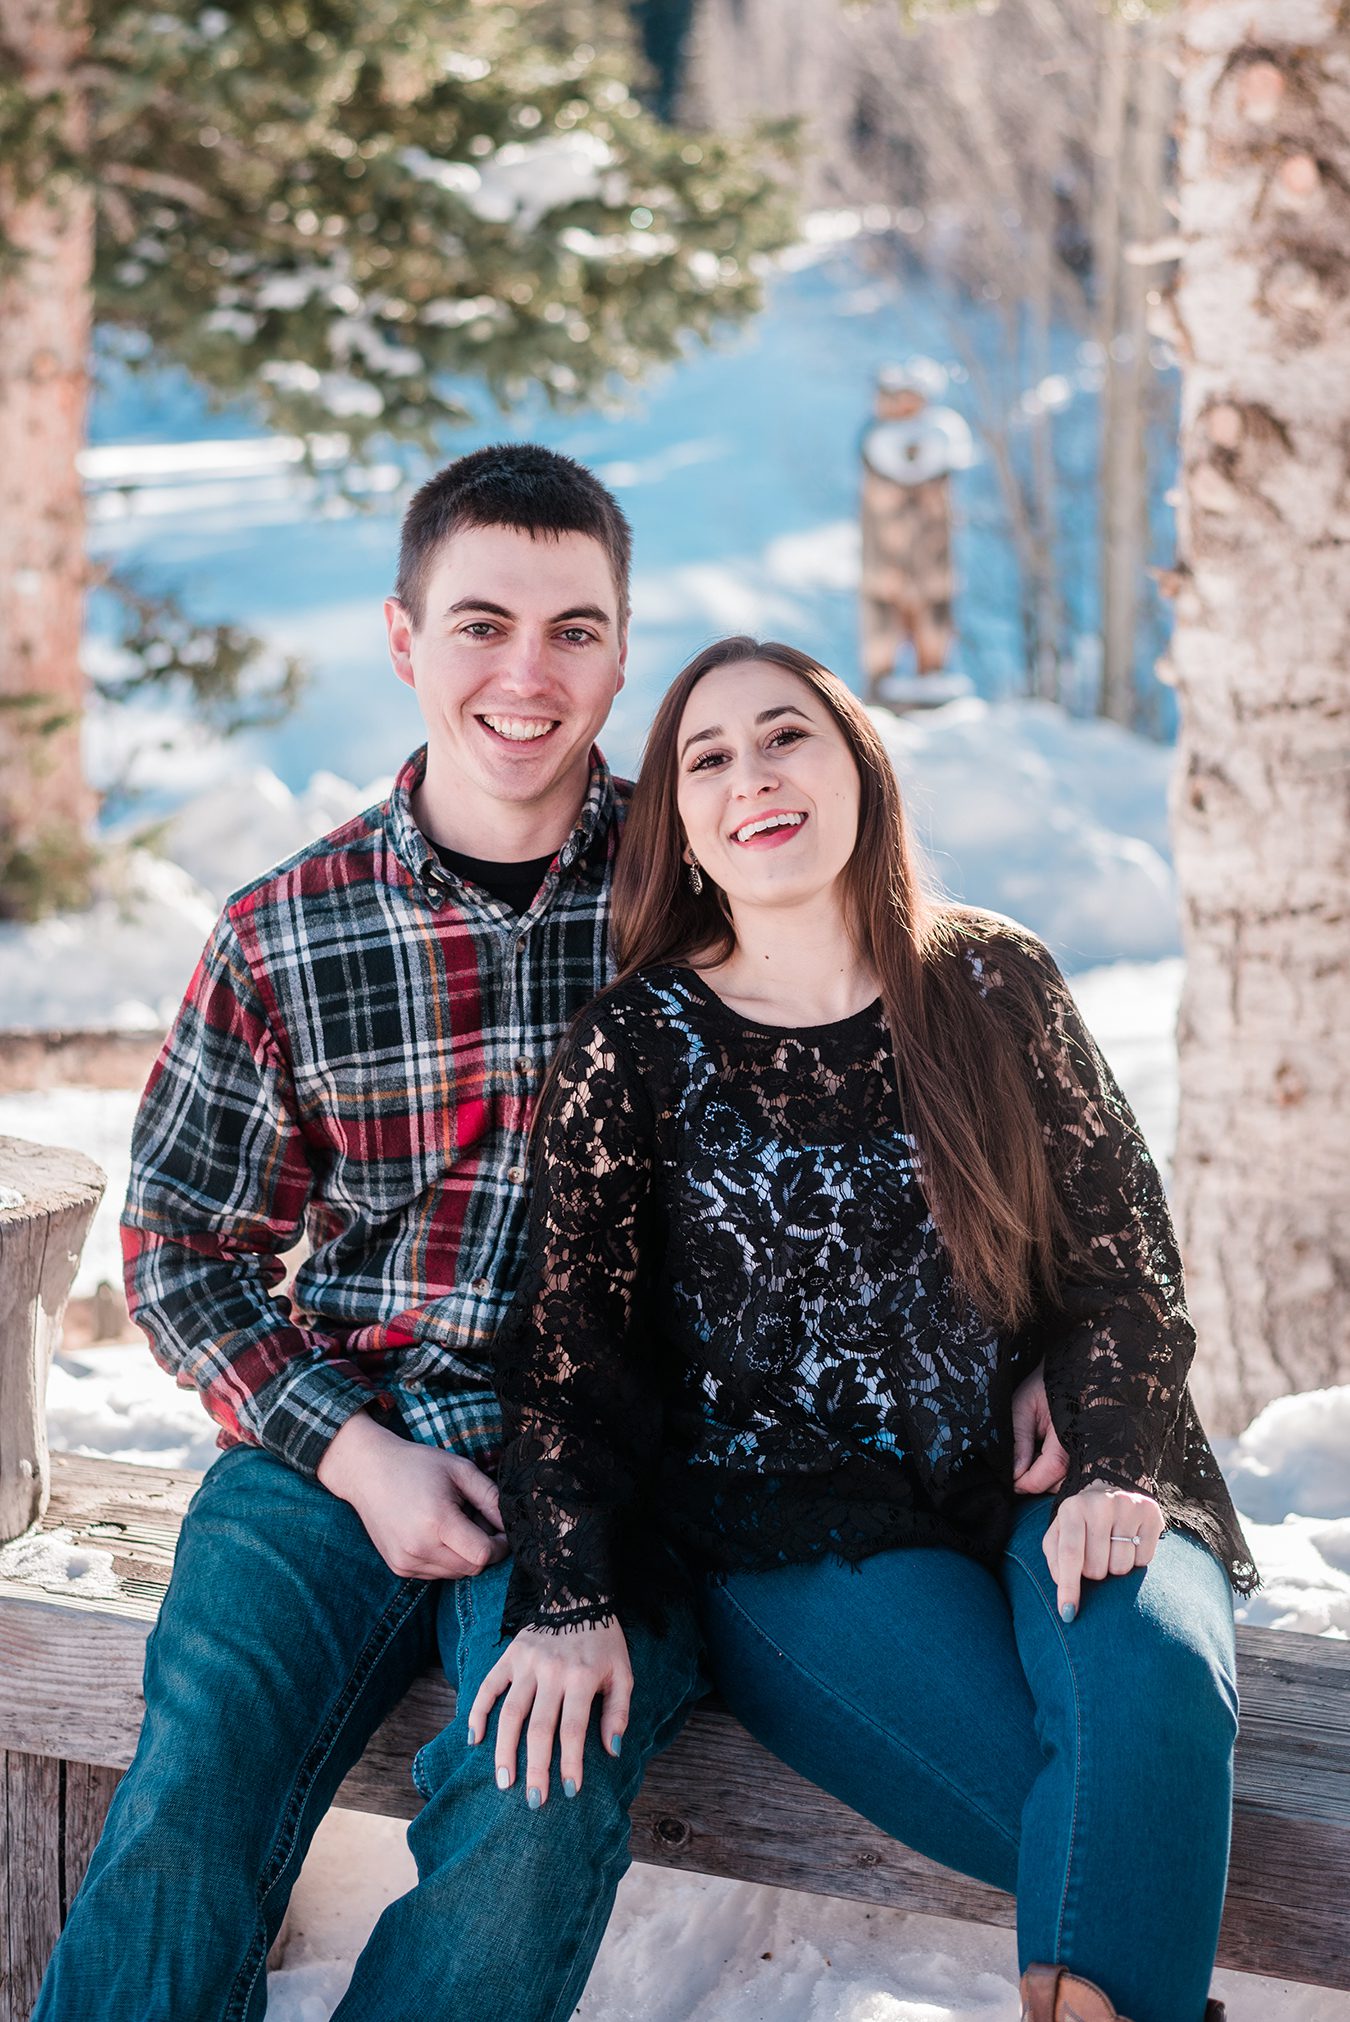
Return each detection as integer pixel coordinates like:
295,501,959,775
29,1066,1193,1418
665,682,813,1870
478,714,561,744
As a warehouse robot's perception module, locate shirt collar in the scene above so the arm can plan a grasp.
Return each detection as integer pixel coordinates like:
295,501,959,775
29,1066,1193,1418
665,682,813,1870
384,745,621,900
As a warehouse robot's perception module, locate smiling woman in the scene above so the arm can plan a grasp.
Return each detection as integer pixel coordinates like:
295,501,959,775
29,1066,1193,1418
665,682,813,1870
479,633,1252,2022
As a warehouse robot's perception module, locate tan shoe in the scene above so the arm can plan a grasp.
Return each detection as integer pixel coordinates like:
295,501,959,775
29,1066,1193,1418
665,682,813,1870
1019,1964,1226,2022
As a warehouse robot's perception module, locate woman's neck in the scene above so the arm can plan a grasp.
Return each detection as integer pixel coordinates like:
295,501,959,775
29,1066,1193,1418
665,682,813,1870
694,898,878,1028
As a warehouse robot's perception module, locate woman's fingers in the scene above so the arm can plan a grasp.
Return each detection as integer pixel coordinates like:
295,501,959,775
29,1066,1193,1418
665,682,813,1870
600,1659,633,1763
1050,1499,1086,1617
1048,1486,1166,1620
493,1675,537,1792
465,1657,512,1749
557,1689,595,1798
524,1682,565,1808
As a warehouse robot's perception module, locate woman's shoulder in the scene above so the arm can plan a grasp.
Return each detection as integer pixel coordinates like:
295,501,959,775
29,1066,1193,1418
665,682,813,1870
566,965,708,1057
932,907,1066,1000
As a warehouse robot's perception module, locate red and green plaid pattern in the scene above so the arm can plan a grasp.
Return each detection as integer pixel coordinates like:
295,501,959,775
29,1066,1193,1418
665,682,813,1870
123,745,627,1478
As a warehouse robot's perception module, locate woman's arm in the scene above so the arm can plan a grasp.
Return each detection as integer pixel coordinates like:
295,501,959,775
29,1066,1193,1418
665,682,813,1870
1013,939,1197,1505
479,1007,662,1799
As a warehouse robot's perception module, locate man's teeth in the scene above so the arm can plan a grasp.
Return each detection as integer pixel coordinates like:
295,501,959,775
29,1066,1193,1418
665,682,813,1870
482,716,556,742
733,813,806,843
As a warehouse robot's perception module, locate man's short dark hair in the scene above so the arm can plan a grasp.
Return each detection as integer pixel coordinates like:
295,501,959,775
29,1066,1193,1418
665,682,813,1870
394,443,632,632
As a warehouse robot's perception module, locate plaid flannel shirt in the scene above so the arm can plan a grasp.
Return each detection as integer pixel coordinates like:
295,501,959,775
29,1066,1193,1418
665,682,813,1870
122,745,628,1478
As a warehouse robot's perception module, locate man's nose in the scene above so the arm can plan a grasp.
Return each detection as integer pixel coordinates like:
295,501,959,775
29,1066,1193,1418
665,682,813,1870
496,632,551,690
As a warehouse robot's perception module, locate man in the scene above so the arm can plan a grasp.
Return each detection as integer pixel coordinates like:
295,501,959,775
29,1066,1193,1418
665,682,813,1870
37,441,1064,2022
35,444,705,2022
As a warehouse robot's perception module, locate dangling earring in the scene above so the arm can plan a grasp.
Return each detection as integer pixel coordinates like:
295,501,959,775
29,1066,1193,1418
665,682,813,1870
687,856,704,897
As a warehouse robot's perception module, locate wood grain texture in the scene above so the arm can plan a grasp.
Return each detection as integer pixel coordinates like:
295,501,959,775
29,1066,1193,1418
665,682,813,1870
2,1455,1348,1991
1,1751,60,2022
0,1144,105,1544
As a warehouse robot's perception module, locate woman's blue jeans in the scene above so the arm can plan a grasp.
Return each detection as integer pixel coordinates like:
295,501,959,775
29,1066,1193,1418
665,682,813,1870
33,1444,705,2022
701,1495,1238,2022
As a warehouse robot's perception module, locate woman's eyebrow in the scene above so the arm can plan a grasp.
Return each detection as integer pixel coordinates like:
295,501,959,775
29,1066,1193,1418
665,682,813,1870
679,703,812,760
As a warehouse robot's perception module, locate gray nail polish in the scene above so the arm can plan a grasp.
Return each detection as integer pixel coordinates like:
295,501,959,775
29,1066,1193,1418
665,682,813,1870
1059,1601,1076,1624
527,1786,542,1810
495,1766,511,1790
563,1777,577,1799
609,1732,623,1757
465,1727,477,1747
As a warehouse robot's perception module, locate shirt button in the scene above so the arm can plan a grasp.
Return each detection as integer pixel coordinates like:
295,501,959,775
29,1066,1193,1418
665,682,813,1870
472,1277,490,1295
507,1166,525,1186
404,1377,425,1394
516,1057,532,1075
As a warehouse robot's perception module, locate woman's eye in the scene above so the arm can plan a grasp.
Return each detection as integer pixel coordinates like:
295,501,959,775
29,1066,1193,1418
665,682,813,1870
689,750,728,772
768,726,807,750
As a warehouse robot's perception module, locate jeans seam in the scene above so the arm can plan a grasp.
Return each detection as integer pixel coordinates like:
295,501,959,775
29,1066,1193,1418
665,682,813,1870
714,1584,1021,1855
223,1575,430,2022
1005,1546,1083,1963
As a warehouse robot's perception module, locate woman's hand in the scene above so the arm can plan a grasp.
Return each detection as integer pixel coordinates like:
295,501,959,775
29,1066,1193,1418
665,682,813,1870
1043,1481,1164,1621
466,1619,632,1807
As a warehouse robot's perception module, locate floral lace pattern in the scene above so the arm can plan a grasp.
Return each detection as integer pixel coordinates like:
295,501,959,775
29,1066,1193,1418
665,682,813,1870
496,941,1256,1636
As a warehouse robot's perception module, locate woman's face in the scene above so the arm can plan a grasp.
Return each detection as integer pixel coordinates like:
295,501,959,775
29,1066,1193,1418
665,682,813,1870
674,661,862,916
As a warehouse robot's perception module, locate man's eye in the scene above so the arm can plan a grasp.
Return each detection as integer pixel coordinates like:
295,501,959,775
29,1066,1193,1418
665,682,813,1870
559,628,596,645
463,622,497,638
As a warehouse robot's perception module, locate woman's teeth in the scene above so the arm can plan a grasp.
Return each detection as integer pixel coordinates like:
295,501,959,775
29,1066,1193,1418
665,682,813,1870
482,715,556,741
732,813,806,843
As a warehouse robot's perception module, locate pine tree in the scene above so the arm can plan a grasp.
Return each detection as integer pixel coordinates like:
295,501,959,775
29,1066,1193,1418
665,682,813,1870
0,0,794,917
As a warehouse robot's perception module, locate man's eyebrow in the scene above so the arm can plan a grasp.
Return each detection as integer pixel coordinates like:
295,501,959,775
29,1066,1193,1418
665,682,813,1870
442,598,611,627
678,702,811,760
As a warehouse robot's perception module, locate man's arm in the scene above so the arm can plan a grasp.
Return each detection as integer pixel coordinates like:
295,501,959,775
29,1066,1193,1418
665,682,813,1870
125,908,507,1579
123,910,378,1473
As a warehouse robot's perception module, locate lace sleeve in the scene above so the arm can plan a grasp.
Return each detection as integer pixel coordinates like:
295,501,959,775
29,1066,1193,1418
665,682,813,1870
1013,942,1197,1503
495,1006,662,1638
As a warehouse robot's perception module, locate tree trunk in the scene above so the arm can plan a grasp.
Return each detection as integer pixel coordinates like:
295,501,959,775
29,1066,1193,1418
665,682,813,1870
1169,0,1350,1432
0,0,94,921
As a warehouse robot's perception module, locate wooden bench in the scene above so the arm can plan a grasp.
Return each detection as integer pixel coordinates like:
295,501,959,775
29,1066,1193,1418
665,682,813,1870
3,1452,1349,2022
2,1137,1348,2017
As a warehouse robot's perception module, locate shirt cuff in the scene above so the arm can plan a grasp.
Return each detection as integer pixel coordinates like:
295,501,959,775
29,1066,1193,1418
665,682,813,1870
244,1354,381,1477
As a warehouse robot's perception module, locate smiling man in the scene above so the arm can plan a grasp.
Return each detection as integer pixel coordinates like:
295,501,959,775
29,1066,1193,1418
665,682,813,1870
33,446,706,2022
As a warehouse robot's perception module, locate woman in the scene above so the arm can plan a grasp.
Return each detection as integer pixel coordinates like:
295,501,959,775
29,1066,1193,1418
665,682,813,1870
471,637,1256,2022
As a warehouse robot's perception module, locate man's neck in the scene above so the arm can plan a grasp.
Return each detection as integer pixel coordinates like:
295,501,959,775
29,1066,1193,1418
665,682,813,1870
412,761,592,863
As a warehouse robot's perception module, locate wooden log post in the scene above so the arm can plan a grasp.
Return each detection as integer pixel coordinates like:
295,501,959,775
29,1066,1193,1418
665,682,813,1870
0,1137,104,1545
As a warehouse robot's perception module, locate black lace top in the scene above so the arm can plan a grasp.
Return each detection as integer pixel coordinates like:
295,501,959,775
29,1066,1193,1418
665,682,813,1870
495,938,1256,1637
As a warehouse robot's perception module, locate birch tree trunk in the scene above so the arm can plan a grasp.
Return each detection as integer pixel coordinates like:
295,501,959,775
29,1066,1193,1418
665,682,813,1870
0,0,94,919
1169,0,1350,1431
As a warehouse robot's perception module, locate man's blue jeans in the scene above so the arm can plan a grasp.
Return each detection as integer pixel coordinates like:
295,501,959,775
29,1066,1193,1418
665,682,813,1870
34,1444,705,2022
701,1495,1238,2022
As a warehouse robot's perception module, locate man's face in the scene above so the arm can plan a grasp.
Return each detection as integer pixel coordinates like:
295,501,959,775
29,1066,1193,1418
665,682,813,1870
385,523,627,829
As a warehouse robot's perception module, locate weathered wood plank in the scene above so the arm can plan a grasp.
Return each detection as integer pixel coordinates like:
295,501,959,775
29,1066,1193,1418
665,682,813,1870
59,1761,121,1916
0,1145,105,1544
3,1454,1349,1992
1,1751,61,2022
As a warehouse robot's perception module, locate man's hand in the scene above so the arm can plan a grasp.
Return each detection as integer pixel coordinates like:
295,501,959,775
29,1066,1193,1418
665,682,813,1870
318,1411,507,1580
1011,1364,1070,1496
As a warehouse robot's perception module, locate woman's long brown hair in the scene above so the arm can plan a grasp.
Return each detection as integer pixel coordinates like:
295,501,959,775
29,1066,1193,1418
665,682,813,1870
609,635,1094,1331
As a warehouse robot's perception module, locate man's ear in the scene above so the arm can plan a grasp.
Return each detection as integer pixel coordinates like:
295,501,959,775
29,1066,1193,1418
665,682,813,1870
385,596,416,689
615,621,629,694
